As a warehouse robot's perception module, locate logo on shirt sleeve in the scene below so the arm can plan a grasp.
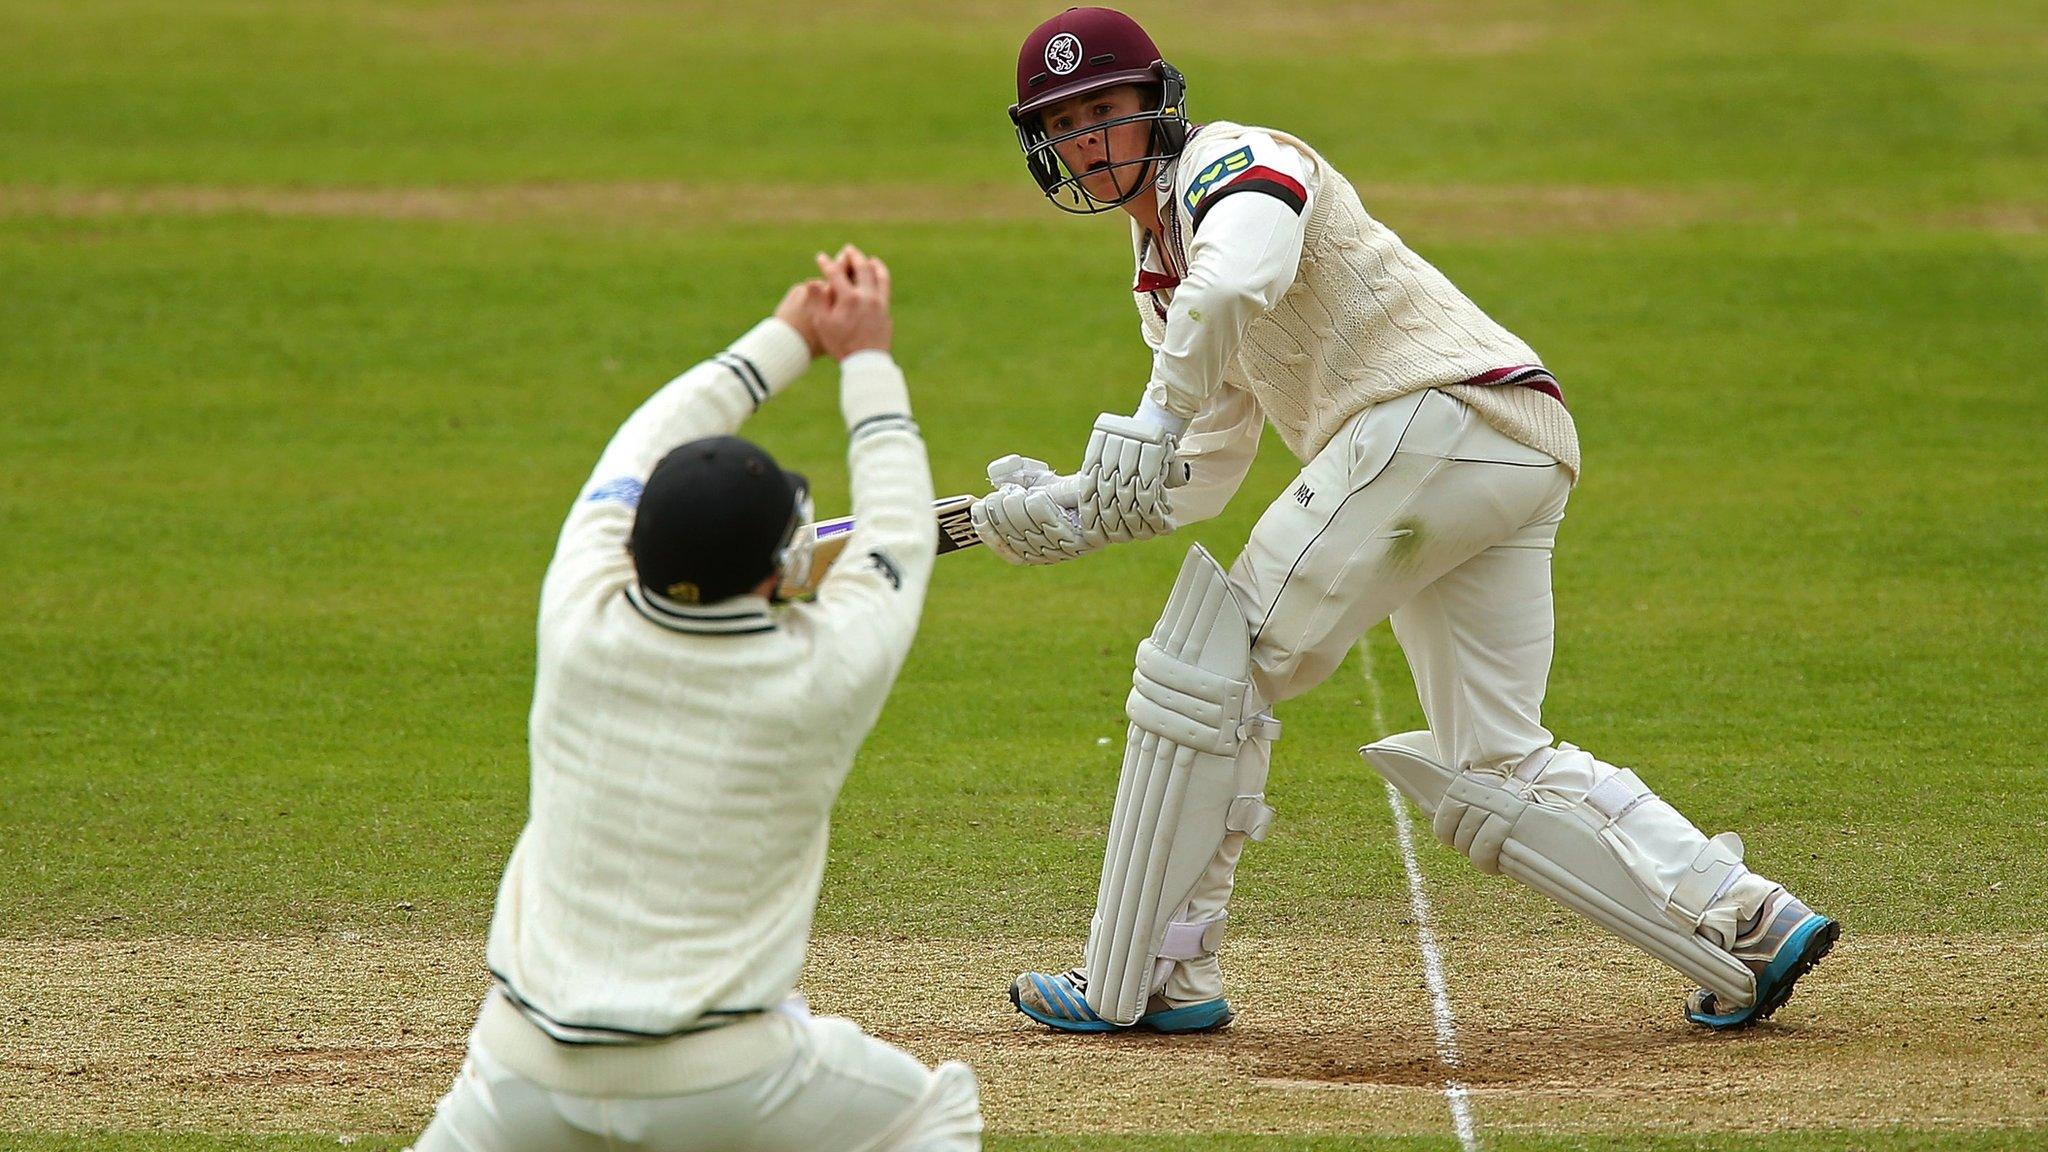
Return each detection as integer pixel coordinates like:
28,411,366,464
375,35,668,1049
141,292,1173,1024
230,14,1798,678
585,477,644,508
865,550,903,590
1183,146,1255,215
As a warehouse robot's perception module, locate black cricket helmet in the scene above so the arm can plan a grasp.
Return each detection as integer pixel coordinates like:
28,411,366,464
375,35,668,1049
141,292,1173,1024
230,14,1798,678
628,436,813,605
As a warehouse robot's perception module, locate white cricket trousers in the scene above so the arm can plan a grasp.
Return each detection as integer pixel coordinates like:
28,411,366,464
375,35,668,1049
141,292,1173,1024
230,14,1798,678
1235,386,1571,770
1162,388,1573,1002
409,990,982,1152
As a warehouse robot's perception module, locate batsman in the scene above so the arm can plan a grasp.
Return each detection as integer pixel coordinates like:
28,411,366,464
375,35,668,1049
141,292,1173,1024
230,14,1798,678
975,7,1839,1035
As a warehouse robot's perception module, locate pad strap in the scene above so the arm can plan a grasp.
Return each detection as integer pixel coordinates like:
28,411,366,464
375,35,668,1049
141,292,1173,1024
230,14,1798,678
1585,769,1656,822
1227,795,1276,842
1158,914,1229,961
1667,832,1747,929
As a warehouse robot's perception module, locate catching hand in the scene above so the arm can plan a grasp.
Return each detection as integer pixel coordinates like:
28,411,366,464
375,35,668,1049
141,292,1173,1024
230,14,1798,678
773,278,830,358
814,245,892,361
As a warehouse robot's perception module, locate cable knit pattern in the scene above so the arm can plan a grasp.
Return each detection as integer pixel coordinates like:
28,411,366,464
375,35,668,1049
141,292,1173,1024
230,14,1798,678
488,335,936,1042
1138,123,1580,480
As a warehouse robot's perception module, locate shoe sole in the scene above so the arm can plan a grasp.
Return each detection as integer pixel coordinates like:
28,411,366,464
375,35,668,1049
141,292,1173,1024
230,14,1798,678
1010,976,1119,1032
1687,915,1840,1030
1009,981,1234,1034
1133,999,1235,1033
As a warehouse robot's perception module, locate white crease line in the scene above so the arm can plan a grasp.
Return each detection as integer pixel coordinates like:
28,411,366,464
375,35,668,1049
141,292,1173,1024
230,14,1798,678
1359,634,1480,1152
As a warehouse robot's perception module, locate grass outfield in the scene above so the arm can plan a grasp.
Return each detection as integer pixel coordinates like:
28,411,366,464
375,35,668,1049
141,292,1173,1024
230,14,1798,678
2,0,2044,1148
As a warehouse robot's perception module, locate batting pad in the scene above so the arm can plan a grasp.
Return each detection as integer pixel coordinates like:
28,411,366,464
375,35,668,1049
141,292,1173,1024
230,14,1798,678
1361,731,1758,1009
1084,545,1276,1025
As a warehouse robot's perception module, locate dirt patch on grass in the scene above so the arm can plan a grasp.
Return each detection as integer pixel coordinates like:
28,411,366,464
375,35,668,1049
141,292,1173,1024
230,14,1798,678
0,182,1049,227
3,181,2036,239
357,0,1554,63
1928,202,2047,236
2,932,2044,1137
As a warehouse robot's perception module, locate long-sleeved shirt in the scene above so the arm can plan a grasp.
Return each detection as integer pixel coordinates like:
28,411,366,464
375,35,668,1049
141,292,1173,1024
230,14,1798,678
484,318,937,1043
1130,122,1581,524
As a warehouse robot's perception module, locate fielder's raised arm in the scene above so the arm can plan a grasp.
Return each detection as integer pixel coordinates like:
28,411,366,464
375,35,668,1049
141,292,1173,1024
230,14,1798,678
538,277,824,625
803,247,940,686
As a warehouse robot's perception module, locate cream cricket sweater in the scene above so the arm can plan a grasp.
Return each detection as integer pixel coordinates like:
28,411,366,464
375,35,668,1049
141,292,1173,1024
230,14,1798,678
484,320,936,1043
1134,122,1581,487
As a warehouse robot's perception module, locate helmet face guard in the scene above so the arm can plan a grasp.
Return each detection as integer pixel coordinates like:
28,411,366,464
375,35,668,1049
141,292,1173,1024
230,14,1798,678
1012,63,1189,215
768,476,814,603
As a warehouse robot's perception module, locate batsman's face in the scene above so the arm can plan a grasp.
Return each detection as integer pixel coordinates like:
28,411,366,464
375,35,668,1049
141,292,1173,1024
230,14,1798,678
1041,85,1153,202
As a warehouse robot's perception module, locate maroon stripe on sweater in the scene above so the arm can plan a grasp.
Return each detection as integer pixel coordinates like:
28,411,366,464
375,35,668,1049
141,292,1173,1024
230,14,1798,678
1134,269,1180,293
1464,365,1565,407
1228,165,1308,205
1190,166,1310,232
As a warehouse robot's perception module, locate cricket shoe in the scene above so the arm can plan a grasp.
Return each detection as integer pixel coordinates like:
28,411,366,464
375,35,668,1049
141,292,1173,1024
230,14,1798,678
1010,968,1234,1034
1685,890,1840,1030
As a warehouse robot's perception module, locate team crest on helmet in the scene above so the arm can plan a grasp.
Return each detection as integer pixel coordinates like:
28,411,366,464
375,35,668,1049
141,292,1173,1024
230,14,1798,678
1044,32,1083,75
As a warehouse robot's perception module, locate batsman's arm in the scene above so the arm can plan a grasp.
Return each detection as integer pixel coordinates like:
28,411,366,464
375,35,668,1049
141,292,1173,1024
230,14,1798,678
1161,382,1263,525
540,317,813,619
1145,135,1312,425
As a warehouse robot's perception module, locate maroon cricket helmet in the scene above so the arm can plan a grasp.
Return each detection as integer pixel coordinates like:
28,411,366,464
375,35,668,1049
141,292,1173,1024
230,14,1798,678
1008,7,1189,214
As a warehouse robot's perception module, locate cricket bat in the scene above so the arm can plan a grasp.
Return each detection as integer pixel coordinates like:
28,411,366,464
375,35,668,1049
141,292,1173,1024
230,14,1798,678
776,495,978,599
777,477,1086,599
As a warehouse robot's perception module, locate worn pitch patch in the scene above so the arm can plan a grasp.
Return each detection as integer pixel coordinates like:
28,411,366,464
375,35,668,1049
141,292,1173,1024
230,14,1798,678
1,933,2043,1136
0,183,2035,239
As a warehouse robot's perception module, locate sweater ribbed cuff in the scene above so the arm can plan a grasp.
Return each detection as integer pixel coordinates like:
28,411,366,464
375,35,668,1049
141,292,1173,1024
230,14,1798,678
727,319,815,400
1135,392,1194,438
838,351,912,429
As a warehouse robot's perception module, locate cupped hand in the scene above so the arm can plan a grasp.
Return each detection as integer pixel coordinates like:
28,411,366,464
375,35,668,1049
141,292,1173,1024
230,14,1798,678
813,244,892,361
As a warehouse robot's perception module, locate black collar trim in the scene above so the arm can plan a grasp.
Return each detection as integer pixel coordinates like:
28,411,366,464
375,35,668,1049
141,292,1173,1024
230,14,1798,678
625,586,776,635
490,970,764,1045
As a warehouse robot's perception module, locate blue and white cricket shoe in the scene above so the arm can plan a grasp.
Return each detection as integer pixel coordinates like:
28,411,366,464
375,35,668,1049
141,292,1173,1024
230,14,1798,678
1685,891,1840,1030
1010,968,1235,1034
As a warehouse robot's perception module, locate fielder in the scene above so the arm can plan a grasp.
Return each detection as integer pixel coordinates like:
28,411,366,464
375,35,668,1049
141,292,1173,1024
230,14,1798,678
410,248,982,1152
974,7,1839,1035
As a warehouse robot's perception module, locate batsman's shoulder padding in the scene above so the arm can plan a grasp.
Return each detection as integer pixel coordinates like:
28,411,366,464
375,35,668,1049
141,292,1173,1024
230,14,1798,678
1359,733,1760,1011
1175,122,1312,229
1083,545,1278,1026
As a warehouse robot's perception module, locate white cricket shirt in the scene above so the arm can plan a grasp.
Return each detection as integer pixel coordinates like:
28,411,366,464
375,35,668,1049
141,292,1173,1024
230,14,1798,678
1130,121,1581,525
484,319,936,1042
